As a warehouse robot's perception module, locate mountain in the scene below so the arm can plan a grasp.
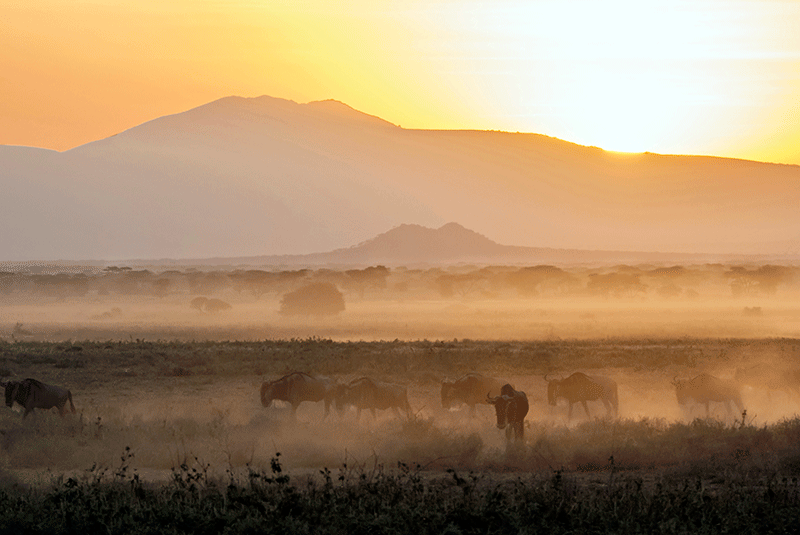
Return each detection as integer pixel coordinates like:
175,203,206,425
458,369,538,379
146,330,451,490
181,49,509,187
2,95,799,262
139,222,763,268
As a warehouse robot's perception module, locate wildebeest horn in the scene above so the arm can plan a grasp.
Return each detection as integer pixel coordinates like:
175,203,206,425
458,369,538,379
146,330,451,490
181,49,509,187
543,373,551,382
487,392,498,404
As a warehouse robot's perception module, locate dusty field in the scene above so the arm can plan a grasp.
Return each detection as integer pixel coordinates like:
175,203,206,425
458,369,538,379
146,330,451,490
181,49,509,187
1,337,799,485
1,336,800,532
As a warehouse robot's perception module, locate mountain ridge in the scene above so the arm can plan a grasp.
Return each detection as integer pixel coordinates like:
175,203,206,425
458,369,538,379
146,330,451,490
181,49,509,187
2,95,799,262
112,222,791,269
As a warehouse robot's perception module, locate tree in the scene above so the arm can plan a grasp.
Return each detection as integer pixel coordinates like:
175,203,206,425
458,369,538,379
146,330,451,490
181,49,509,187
152,278,171,298
204,298,232,313
344,266,390,299
726,265,792,297
507,265,577,297
587,272,647,298
190,296,209,312
279,282,345,316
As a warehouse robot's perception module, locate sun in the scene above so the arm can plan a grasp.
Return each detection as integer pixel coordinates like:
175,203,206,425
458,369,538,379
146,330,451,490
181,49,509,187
552,64,703,154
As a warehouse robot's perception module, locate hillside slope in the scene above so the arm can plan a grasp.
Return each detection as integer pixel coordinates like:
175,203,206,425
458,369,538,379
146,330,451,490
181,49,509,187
2,95,798,261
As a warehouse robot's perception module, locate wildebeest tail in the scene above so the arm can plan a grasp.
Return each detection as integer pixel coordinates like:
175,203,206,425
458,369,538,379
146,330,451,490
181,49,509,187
68,391,76,414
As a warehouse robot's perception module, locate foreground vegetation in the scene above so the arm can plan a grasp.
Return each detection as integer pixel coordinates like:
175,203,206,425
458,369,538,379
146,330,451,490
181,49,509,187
2,446,800,534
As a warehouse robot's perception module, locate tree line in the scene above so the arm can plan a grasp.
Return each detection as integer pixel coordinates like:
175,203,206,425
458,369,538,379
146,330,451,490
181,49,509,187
1,263,798,305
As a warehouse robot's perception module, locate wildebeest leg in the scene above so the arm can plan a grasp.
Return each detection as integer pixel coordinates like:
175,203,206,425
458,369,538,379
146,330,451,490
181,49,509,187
704,401,710,418
581,401,590,419
567,402,573,422
469,404,477,418
370,407,377,420
724,401,737,416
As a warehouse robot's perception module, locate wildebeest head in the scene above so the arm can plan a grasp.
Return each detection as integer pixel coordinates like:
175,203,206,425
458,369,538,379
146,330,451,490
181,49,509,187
332,383,351,414
2,381,17,409
487,384,528,441
487,393,511,430
545,374,561,406
260,381,279,407
672,376,689,405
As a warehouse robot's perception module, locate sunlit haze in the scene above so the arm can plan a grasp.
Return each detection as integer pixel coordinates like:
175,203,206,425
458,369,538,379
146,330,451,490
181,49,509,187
2,0,799,164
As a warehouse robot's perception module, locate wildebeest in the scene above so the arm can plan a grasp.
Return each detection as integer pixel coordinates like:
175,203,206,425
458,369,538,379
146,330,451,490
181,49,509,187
734,365,800,401
672,373,744,418
334,377,412,421
546,372,618,421
487,384,529,441
260,372,334,419
2,378,76,418
441,373,503,417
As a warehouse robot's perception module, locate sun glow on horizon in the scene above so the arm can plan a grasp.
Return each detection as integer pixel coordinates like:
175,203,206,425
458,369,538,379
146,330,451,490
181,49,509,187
1,0,799,163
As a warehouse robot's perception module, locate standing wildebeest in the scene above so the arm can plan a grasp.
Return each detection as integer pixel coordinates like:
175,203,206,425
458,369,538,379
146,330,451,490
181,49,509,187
734,365,800,401
546,372,618,421
441,373,503,417
260,372,334,419
334,377,412,421
672,373,744,418
487,384,528,441
2,378,76,419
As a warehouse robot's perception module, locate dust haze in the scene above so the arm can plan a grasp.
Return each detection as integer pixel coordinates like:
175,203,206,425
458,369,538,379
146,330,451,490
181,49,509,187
1,261,800,485
2,261,799,341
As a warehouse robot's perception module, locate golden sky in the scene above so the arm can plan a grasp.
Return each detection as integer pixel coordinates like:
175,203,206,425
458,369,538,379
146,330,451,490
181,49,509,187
2,0,799,164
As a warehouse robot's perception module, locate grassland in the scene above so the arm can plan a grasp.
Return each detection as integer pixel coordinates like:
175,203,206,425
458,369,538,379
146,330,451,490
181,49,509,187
0,338,799,532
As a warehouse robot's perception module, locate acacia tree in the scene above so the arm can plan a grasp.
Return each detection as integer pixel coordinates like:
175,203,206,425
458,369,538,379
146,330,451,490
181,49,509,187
507,265,577,297
344,266,390,299
726,265,792,297
587,272,647,298
279,282,345,316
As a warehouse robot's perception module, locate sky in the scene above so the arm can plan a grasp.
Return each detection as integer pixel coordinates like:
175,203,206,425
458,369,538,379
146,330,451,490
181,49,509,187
2,0,799,164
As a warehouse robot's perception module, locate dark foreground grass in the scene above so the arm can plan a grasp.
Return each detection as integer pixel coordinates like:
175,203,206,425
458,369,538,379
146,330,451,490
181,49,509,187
1,455,799,535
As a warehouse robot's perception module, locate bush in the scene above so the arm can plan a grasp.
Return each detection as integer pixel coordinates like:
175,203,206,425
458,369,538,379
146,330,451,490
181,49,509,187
279,282,345,316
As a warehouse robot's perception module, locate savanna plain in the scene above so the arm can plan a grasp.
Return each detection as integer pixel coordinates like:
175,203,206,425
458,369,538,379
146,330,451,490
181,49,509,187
1,262,800,533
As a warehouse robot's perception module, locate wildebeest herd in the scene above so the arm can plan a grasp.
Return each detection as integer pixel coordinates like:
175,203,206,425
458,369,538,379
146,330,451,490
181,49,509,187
4,365,797,441
255,369,759,442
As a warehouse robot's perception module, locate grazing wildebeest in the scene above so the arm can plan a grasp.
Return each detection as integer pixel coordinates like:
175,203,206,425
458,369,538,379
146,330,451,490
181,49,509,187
441,373,503,417
546,372,618,421
487,384,529,441
672,373,744,418
334,377,412,421
734,365,800,401
2,378,76,418
260,372,334,419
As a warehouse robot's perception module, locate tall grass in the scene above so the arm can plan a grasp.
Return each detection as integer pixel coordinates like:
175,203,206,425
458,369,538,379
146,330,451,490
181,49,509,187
1,450,799,534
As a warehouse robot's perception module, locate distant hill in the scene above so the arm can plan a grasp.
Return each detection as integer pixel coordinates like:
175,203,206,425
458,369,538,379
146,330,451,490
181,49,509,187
142,222,773,268
2,95,799,262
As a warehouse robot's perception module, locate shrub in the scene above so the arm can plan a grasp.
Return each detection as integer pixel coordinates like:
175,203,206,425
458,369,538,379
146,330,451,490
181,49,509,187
279,282,345,316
